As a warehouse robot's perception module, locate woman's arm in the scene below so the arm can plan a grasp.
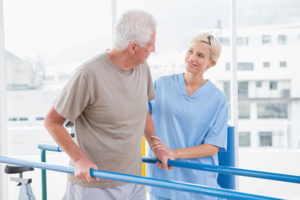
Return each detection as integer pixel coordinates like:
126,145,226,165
151,136,219,159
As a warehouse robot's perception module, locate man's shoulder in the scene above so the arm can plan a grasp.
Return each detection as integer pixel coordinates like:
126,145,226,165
76,53,107,75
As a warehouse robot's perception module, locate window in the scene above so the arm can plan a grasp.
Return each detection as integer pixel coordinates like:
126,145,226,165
259,131,284,148
280,61,287,68
262,35,271,44
223,81,230,101
8,117,17,121
225,62,230,71
238,81,248,98
237,62,254,70
19,117,28,121
263,62,270,68
272,131,285,148
236,1,300,198
239,132,251,147
269,81,277,90
256,81,262,88
237,37,248,46
4,0,112,157
259,132,272,147
238,101,250,119
257,102,288,119
35,117,44,121
219,37,230,46
2,1,112,199
278,35,287,45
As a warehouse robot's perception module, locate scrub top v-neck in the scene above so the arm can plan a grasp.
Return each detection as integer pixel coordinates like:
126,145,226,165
178,73,209,98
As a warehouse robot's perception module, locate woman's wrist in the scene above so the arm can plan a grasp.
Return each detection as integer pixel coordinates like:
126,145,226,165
171,149,179,159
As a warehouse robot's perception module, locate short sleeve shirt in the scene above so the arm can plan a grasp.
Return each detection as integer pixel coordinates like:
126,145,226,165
53,53,155,188
147,73,228,200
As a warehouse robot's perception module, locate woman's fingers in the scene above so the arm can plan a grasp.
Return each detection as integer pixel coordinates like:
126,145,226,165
151,144,164,151
151,136,161,142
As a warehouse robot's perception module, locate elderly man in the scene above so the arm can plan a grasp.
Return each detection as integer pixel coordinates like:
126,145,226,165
44,10,170,200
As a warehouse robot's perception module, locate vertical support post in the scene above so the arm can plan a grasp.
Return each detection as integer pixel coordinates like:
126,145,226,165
111,0,117,46
229,0,239,189
142,137,146,176
41,149,47,200
218,126,236,189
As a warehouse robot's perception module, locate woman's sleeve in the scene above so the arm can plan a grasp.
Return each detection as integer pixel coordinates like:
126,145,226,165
204,98,228,152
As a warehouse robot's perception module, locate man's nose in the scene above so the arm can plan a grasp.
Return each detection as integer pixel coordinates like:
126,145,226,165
151,44,155,52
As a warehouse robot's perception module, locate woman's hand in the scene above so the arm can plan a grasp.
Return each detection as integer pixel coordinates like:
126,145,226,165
151,136,175,170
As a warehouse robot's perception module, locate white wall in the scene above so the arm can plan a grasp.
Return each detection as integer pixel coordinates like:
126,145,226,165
239,149,300,200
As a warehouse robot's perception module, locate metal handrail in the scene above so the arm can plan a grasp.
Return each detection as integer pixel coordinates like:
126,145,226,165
38,144,300,184
0,156,281,200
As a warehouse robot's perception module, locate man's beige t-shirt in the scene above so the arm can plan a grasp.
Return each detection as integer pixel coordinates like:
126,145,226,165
53,53,155,188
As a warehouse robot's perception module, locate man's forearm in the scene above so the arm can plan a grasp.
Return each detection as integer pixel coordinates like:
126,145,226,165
144,110,156,147
46,123,85,162
44,107,86,163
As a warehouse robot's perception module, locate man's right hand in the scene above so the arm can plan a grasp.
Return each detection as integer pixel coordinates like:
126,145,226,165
74,156,99,182
151,137,174,171
153,148,174,171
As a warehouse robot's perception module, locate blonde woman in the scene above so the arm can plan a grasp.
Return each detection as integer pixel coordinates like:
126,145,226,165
147,33,228,200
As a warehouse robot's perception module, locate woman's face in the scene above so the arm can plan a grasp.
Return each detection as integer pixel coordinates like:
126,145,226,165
185,41,214,75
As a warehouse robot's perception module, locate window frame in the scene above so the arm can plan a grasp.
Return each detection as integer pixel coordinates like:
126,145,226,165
0,0,8,198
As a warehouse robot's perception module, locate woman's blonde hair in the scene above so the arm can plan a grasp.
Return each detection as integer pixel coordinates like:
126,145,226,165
190,32,222,64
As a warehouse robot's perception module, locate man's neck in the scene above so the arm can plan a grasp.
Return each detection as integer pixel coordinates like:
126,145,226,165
106,49,137,70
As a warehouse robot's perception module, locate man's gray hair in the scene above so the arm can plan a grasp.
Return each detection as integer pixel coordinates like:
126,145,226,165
114,10,157,51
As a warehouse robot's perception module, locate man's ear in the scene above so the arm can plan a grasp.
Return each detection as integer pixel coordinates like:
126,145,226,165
128,42,138,54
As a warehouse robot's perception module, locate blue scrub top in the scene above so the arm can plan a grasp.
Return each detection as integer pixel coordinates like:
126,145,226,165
147,73,228,200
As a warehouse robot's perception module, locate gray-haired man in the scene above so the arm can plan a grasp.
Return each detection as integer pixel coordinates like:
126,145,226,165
44,10,171,200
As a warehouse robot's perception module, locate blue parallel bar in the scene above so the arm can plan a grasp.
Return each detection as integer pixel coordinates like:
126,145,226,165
142,157,300,184
39,145,300,183
41,150,47,200
38,144,63,200
0,156,281,200
37,144,300,184
38,144,63,152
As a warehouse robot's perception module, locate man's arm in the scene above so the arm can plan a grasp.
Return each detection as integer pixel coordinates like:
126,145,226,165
44,107,98,182
144,110,173,170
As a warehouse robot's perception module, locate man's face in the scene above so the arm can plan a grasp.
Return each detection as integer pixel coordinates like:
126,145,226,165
136,30,156,65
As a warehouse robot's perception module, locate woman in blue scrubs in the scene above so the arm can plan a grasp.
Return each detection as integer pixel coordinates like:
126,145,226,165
147,32,228,200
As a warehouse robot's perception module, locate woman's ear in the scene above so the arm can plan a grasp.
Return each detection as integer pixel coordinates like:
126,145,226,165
206,60,216,71
210,60,216,67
